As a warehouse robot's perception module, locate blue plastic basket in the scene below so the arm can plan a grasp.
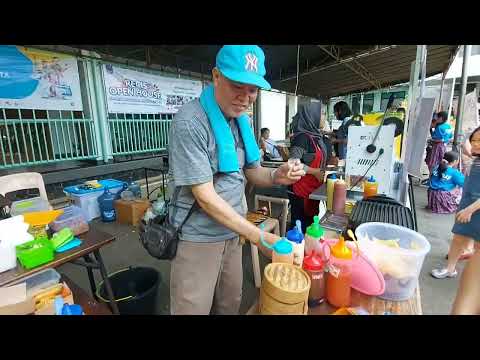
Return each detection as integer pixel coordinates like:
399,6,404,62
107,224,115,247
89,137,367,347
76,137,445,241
64,179,126,196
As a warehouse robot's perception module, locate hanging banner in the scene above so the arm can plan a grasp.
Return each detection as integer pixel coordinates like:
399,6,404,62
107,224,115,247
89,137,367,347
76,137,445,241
102,64,203,114
0,46,83,111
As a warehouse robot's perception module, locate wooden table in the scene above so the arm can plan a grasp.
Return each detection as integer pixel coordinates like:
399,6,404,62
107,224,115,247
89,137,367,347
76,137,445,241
247,286,422,315
246,227,423,316
0,227,119,314
62,274,112,315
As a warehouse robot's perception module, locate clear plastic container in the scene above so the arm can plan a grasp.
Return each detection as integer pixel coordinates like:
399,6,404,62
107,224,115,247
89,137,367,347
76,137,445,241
49,206,89,236
355,222,431,301
11,197,50,216
9,268,61,297
0,216,34,273
64,179,126,221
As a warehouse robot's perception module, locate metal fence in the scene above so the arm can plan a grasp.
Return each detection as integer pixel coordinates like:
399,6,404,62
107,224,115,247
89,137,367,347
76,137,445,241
0,108,98,168
107,112,172,155
0,52,205,169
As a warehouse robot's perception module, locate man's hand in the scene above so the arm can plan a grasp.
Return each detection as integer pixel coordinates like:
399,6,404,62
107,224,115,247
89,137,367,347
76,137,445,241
456,208,473,224
256,232,280,257
273,160,305,185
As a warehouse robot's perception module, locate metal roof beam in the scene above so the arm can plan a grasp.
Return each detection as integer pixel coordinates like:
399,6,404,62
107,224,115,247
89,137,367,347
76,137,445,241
317,45,382,90
280,45,397,83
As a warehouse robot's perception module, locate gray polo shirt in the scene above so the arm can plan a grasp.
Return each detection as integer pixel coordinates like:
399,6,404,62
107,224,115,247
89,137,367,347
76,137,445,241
167,99,260,242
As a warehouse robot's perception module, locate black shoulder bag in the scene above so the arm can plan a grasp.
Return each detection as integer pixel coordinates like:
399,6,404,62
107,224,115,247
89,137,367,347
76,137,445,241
139,188,199,260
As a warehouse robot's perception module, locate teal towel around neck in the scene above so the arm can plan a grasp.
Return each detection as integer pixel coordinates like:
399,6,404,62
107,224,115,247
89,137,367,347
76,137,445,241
199,85,260,173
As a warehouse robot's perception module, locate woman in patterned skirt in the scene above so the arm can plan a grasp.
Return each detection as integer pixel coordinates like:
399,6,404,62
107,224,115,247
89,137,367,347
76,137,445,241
426,111,453,174
427,151,464,214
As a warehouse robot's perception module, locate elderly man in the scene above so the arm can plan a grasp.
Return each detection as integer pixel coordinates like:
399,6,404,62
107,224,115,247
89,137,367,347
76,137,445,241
167,45,305,315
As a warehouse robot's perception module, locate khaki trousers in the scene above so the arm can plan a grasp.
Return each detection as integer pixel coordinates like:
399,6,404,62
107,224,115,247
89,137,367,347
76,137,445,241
170,237,243,315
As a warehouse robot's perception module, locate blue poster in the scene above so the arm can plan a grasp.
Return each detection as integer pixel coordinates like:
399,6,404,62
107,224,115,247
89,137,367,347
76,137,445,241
0,46,83,110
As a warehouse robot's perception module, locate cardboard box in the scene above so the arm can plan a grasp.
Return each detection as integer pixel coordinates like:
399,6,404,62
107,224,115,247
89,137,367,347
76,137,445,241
114,199,150,226
0,283,36,315
0,281,73,315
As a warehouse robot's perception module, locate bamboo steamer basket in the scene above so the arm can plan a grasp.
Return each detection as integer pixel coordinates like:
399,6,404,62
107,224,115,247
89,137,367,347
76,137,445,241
259,263,311,315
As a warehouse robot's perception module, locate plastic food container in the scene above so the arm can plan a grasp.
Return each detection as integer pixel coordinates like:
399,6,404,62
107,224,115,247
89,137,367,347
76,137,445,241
11,197,50,216
0,216,34,273
49,206,89,236
16,237,54,270
9,268,61,297
63,179,126,221
355,222,431,301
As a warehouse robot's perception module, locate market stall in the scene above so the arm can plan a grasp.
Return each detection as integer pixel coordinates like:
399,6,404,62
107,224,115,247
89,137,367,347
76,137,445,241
0,173,164,315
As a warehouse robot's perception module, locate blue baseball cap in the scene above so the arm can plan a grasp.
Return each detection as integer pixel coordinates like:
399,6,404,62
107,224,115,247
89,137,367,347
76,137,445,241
216,45,271,90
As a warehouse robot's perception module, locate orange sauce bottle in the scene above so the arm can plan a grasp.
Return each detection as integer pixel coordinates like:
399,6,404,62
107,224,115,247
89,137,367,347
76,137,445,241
326,236,353,308
363,176,378,199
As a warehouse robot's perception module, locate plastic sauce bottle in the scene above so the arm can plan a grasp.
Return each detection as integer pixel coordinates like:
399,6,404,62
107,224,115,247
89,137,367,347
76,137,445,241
363,175,378,199
303,252,326,306
326,236,353,308
326,173,338,212
304,216,324,256
98,188,117,222
271,238,294,265
286,220,305,267
333,178,347,216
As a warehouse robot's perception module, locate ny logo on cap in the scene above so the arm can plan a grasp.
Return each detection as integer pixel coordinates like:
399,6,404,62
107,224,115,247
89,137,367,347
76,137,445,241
245,53,258,73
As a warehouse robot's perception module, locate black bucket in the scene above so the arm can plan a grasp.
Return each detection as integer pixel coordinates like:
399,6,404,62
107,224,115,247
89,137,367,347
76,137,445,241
96,266,160,315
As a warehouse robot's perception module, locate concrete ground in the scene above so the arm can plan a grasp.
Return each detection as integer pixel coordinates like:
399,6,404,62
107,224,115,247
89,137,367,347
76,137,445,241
57,185,464,315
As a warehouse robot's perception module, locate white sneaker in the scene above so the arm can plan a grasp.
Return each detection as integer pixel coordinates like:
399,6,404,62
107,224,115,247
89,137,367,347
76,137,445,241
431,268,458,279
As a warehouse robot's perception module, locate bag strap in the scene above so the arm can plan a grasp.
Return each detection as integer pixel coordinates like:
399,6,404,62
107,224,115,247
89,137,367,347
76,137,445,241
177,200,199,233
175,173,219,234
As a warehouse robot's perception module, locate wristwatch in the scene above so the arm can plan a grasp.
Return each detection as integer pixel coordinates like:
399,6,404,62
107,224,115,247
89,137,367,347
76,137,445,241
303,164,308,173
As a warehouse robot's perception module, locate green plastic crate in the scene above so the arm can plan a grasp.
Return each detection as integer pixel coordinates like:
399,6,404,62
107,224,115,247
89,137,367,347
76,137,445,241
16,237,54,269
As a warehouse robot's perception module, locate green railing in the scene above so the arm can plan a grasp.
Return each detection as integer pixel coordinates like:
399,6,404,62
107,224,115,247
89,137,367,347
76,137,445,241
107,113,172,156
0,108,98,168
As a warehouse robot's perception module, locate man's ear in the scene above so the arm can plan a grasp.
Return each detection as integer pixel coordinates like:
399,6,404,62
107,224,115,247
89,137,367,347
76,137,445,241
212,68,220,86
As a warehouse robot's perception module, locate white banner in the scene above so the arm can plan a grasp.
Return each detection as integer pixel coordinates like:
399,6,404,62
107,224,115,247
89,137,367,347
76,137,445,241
102,64,203,114
0,46,83,111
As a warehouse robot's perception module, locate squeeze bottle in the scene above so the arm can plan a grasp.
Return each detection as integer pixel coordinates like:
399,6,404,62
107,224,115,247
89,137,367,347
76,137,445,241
303,251,327,306
326,235,355,308
304,216,324,256
332,178,347,216
363,175,378,199
271,238,294,265
326,173,338,211
286,220,305,267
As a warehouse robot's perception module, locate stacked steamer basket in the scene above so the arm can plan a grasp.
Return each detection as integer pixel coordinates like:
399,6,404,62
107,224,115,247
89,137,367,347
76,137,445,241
259,263,311,315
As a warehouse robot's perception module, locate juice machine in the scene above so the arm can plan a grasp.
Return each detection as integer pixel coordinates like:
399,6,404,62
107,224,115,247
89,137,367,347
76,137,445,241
345,124,400,196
